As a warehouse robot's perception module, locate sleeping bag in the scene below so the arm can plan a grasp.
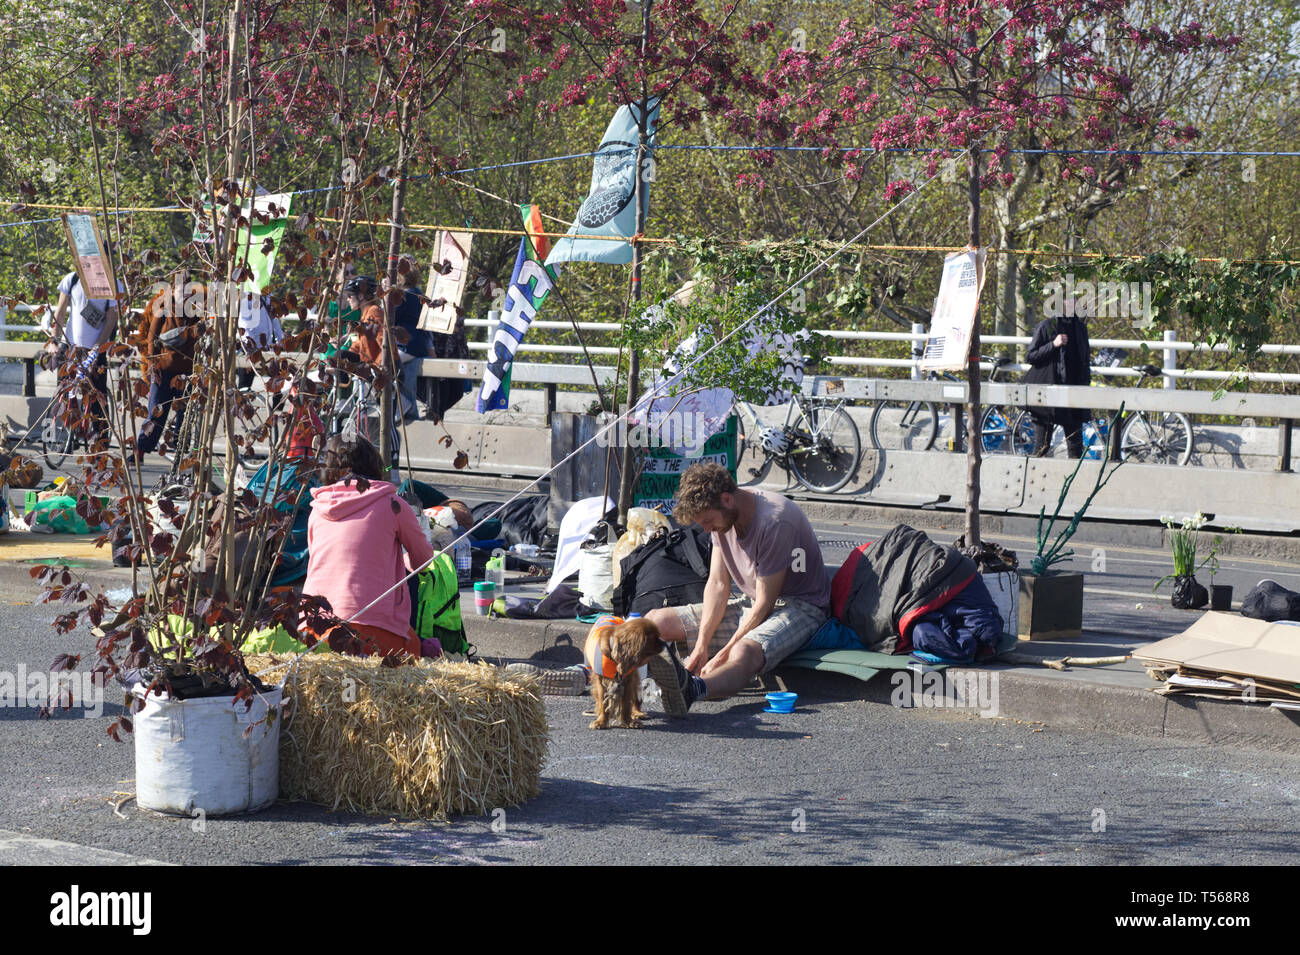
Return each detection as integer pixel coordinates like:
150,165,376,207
831,524,998,657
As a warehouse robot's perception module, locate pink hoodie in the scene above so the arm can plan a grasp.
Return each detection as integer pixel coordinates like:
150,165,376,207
303,480,435,639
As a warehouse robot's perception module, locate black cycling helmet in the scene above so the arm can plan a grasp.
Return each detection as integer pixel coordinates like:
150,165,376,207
342,274,376,298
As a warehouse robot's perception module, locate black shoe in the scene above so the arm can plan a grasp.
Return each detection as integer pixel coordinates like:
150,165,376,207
645,641,697,716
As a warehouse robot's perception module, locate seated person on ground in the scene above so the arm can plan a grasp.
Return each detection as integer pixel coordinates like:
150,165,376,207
301,435,436,659
645,462,830,715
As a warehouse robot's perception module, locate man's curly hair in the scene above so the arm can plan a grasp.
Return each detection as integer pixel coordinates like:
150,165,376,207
672,462,737,524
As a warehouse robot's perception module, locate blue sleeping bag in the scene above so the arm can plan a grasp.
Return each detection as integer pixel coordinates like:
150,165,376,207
907,574,1004,664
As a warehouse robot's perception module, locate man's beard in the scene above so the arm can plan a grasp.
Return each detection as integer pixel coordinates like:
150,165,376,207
717,503,741,533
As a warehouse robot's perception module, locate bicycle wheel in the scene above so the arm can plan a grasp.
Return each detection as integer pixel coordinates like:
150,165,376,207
1080,417,1111,460
869,400,937,451
1120,412,1193,465
40,406,76,471
789,404,861,493
1010,411,1044,456
980,405,1020,454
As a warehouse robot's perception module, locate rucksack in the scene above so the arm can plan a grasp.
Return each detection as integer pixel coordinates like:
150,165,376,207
411,552,472,656
611,523,712,617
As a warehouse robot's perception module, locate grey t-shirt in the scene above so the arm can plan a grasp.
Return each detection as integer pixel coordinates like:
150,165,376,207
714,490,830,611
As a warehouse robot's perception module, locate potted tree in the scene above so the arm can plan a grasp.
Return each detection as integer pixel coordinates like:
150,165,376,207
29,1,453,816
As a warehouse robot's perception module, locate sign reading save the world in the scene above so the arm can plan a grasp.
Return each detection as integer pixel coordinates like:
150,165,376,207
634,416,738,513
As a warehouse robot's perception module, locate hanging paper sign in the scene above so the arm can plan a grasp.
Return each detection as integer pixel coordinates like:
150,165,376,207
476,238,556,413
919,249,988,373
419,230,473,335
61,214,117,300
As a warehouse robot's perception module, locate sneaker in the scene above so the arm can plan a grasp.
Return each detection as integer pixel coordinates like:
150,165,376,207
645,642,697,717
503,663,587,696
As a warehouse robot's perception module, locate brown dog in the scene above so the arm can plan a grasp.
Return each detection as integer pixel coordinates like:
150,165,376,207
584,615,664,730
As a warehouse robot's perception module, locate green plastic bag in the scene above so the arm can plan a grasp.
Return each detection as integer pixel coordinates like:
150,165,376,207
28,496,96,534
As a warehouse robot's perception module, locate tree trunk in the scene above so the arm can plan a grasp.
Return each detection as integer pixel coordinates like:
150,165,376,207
965,141,982,551
964,30,982,551
381,98,412,469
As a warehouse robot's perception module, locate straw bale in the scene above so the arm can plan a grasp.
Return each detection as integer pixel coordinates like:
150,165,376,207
247,654,548,820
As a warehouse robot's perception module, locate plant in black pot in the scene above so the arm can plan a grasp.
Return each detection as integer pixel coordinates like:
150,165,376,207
1018,407,1125,640
1154,513,1227,610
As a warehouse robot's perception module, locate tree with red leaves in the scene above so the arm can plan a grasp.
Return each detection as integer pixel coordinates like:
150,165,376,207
533,1,1235,547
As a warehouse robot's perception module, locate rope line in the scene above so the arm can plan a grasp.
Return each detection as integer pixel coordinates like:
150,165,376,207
3,204,1296,266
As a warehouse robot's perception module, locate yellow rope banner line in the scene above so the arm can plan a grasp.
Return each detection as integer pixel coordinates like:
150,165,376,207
6,200,189,213
6,201,1300,265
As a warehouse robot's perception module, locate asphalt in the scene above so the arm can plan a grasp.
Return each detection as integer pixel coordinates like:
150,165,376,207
3,584,1299,866
5,500,1300,865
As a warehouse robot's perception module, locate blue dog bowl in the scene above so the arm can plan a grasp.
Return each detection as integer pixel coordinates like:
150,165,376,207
764,691,798,714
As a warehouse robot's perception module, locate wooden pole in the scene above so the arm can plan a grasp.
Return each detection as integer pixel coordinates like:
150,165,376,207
964,28,982,551
616,0,653,524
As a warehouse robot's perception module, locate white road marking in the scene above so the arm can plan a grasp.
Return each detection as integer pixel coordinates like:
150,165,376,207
0,829,173,865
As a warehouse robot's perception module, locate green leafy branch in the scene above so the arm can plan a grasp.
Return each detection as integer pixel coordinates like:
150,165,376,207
1031,405,1127,575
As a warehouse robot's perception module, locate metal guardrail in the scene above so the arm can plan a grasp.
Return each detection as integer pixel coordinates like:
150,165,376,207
462,315,1300,385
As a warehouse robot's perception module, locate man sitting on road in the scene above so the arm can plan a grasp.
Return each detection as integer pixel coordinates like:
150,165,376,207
645,462,830,715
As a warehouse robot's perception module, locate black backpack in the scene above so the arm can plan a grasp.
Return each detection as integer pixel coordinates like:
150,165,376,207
612,524,712,616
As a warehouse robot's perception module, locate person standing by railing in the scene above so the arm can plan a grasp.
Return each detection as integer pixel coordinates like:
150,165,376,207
1024,312,1091,458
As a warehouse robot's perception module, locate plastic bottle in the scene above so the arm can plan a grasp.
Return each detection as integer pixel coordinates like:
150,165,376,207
452,533,472,579
486,553,506,594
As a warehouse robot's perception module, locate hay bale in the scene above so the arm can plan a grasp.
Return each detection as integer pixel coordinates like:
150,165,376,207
247,654,549,820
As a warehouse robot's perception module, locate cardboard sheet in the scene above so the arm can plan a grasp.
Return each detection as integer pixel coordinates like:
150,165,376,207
1134,611,1300,685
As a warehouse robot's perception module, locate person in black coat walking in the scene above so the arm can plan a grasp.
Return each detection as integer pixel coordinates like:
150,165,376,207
1023,314,1091,457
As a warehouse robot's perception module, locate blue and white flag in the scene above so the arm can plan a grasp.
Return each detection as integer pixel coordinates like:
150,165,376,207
545,98,661,267
477,237,557,412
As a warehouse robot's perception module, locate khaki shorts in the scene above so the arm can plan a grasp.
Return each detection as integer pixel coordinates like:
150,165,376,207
673,595,828,673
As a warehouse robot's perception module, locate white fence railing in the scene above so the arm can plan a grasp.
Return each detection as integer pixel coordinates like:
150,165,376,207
461,315,1300,386
6,301,1300,388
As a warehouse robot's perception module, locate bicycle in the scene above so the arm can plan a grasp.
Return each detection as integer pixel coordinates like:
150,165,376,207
41,347,111,471
869,354,1022,454
733,385,862,493
1010,364,1194,465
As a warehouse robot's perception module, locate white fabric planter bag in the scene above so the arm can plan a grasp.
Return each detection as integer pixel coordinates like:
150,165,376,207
578,543,615,611
981,571,1020,638
132,683,282,816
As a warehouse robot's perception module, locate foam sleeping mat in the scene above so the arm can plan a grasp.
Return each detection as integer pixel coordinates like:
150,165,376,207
779,648,945,683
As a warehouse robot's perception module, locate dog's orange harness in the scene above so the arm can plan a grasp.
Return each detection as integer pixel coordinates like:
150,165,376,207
585,614,632,680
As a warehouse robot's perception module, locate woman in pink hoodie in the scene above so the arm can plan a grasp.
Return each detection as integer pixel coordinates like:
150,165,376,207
302,436,436,658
